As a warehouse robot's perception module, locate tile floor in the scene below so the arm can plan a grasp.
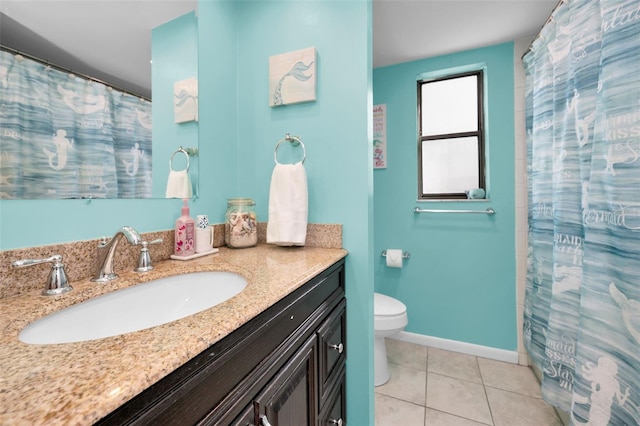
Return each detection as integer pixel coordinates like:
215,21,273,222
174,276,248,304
375,339,563,426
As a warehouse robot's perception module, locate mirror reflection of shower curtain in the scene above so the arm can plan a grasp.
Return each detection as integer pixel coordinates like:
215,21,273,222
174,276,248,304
523,1,639,425
0,50,152,199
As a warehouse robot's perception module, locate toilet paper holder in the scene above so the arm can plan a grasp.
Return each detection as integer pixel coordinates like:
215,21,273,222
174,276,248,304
381,250,411,259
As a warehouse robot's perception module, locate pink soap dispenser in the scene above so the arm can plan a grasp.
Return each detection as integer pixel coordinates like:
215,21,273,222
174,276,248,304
174,199,195,257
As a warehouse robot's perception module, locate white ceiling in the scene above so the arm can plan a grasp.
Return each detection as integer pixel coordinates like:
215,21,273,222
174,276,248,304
373,0,557,68
0,0,558,98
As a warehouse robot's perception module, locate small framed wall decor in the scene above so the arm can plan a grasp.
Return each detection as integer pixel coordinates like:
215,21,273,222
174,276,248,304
174,77,198,123
269,47,317,107
373,104,387,169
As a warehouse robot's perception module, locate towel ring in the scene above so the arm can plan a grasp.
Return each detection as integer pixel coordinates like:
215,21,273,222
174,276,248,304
169,146,190,172
274,133,306,165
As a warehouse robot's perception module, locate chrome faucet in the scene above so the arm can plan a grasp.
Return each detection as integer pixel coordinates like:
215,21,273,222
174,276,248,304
92,226,142,283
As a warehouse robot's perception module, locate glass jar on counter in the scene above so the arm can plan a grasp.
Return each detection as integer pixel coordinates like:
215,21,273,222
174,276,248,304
225,198,258,248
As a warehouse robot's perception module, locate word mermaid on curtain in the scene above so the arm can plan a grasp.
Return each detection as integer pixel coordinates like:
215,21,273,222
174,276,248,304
523,0,639,425
0,49,152,199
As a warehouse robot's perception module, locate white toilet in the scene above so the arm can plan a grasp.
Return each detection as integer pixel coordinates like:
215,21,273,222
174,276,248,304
374,292,408,386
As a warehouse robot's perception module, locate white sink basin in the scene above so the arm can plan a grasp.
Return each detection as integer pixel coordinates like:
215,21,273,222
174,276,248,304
19,271,247,345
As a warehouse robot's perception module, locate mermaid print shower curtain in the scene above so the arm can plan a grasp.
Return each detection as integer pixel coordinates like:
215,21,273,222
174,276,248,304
523,0,639,424
0,49,152,199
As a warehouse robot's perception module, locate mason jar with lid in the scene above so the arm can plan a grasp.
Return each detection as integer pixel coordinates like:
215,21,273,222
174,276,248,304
225,198,258,248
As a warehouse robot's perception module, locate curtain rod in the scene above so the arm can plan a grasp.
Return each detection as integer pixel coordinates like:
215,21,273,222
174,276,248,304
522,0,565,60
0,44,151,102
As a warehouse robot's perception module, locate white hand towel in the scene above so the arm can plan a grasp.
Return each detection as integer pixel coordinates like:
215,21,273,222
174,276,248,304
267,162,308,246
165,170,193,199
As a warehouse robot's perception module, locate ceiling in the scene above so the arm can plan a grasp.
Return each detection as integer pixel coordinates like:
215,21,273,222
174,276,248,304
373,0,557,68
0,1,558,98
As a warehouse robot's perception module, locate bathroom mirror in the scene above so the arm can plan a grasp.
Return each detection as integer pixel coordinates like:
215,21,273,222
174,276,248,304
0,1,198,200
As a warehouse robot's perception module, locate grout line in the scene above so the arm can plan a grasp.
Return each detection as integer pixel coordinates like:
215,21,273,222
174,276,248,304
424,348,430,410
483,383,544,400
424,366,429,409
423,395,428,426
425,370,484,386
476,355,484,385
375,392,425,410
482,382,496,425
475,355,497,425
428,408,494,426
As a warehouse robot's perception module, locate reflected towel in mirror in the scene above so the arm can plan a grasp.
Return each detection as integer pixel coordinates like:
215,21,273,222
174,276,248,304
165,170,193,199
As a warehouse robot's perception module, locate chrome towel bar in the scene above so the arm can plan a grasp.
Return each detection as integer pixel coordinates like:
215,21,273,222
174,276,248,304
413,207,496,215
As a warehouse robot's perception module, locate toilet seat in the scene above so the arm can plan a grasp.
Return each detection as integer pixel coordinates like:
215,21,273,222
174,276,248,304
374,293,408,332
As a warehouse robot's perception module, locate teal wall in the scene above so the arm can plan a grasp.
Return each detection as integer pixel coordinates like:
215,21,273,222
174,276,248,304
198,1,374,422
0,1,374,423
373,42,517,350
198,0,239,215
151,11,199,198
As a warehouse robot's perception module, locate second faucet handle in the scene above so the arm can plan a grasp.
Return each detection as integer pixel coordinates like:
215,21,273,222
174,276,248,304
135,239,163,273
12,254,72,296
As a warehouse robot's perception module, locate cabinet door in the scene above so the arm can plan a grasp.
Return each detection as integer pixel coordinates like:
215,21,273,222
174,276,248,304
255,335,318,426
317,300,346,405
318,371,345,426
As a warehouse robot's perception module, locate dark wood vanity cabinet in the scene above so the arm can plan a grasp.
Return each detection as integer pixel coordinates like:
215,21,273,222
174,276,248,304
97,259,346,426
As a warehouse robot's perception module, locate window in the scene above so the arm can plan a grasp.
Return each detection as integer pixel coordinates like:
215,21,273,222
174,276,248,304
418,70,485,199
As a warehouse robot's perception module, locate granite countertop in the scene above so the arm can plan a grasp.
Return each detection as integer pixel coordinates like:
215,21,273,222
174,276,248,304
0,244,347,425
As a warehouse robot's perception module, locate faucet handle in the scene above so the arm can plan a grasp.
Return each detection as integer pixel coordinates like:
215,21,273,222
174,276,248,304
135,239,163,273
12,254,73,296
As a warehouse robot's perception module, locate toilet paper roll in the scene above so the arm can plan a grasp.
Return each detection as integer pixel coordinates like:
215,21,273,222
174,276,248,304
386,249,403,268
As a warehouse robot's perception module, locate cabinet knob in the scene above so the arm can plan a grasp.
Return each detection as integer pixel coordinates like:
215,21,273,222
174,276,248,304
328,418,344,426
260,414,273,426
329,342,344,354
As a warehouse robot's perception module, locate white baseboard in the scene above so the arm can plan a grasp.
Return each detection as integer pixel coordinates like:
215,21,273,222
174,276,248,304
391,331,519,364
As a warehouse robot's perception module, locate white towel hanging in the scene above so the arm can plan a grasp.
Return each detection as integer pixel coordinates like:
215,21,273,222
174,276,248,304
165,147,192,198
267,162,308,246
267,134,308,246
